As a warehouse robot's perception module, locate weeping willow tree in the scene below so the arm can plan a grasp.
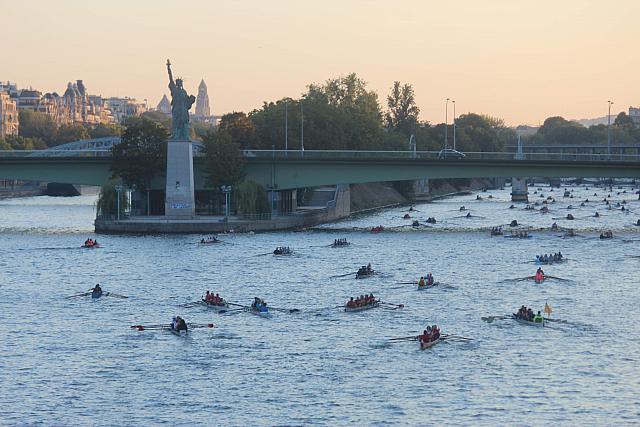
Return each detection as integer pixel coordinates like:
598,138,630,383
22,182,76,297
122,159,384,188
96,180,129,219
235,180,270,217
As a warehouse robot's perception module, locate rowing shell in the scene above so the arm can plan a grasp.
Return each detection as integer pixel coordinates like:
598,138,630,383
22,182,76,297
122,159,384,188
169,327,188,336
418,282,438,290
344,301,380,312
199,301,229,311
420,337,440,350
91,291,103,299
512,314,544,327
355,271,375,279
245,307,273,318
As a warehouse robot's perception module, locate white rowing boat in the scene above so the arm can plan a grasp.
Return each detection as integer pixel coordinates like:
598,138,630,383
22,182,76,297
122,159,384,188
344,301,380,312
245,307,272,318
199,300,229,311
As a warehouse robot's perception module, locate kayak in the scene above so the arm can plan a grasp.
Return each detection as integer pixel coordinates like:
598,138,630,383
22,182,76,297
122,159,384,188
512,314,544,327
344,301,380,312
420,337,440,350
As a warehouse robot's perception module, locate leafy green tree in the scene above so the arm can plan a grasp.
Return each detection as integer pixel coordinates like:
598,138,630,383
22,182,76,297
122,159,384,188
3,135,46,150
235,180,270,216
385,81,420,135
111,117,169,191
53,123,89,146
218,112,259,149
89,123,122,139
18,110,57,146
0,138,12,150
202,131,246,189
96,179,129,219
139,111,172,131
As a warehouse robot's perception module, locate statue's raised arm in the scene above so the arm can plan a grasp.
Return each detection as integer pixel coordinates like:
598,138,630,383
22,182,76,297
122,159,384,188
167,59,175,88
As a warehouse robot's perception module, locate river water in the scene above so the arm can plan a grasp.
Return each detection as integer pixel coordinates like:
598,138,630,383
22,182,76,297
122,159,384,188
1,183,639,426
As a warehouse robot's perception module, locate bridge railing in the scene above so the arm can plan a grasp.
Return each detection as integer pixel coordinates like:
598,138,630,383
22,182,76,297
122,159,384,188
0,149,112,158
242,150,640,162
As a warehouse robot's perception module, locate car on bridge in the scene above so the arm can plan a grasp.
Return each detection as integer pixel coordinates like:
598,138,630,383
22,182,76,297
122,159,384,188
437,148,466,159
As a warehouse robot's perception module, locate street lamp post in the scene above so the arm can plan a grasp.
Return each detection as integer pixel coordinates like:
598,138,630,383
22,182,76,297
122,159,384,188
114,184,123,221
452,100,456,151
285,100,288,156
444,98,450,150
220,185,232,221
300,102,304,155
607,100,614,158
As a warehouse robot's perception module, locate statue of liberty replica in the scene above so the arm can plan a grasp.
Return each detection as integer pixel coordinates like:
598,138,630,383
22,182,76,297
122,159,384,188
164,59,196,218
166,59,196,140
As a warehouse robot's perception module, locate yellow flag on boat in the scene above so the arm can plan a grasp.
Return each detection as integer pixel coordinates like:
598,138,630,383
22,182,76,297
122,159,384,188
544,302,553,315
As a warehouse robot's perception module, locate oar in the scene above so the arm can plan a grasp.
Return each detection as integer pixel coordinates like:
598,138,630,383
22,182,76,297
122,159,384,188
441,334,473,341
388,335,419,341
130,324,168,331
65,292,91,299
380,301,405,309
221,307,246,315
105,292,128,299
481,315,511,323
186,323,217,329
546,275,572,282
178,301,204,308
397,281,418,285
227,302,249,308
330,272,355,279
267,306,300,314
543,317,566,323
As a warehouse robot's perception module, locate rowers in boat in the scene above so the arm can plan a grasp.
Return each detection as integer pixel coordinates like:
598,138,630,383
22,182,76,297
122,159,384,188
273,246,292,255
200,236,220,244
535,252,563,265
534,267,545,283
418,274,436,289
82,238,100,248
371,225,384,233
490,226,503,236
600,230,613,239
355,263,375,279
170,316,189,335
331,238,350,248
419,325,441,349
202,291,229,310
345,293,379,312
248,297,272,317
91,283,103,299
513,306,544,327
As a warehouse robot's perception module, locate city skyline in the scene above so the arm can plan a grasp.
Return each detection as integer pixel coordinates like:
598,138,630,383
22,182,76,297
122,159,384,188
2,0,639,126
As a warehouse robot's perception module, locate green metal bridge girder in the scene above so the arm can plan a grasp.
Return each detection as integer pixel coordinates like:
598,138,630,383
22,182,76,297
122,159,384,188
1,156,639,189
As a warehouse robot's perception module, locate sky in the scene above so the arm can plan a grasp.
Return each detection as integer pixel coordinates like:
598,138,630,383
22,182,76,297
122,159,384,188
2,0,639,126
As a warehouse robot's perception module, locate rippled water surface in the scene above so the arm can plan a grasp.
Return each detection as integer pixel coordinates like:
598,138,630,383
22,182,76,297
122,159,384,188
1,183,640,426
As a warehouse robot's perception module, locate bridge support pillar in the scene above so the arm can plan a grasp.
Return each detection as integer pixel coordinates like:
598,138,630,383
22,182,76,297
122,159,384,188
511,177,528,202
165,139,195,218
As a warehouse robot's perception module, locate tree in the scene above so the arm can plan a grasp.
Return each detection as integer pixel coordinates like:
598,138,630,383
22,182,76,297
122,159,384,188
18,110,57,146
89,123,122,139
2,135,46,150
614,112,635,129
111,117,169,191
202,131,246,189
235,180,270,216
385,81,420,135
218,112,259,149
0,138,12,150
53,124,89,146
96,179,129,219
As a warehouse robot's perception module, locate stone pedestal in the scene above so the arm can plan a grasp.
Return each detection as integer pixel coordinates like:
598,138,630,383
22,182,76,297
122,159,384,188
511,177,529,202
165,139,195,218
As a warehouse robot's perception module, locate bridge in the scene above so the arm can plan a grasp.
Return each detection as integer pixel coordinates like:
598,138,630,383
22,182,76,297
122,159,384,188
1,148,640,190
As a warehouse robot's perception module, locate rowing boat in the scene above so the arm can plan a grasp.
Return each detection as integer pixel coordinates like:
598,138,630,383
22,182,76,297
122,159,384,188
420,337,440,350
81,243,101,248
418,282,438,290
512,314,544,327
91,291,103,299
344,301,380,312
200,300,229,311
245,307,272,318
169,327,188,336
355,270,375,279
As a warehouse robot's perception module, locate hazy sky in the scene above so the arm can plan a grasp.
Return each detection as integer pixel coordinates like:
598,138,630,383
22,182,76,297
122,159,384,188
2,0,638,125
